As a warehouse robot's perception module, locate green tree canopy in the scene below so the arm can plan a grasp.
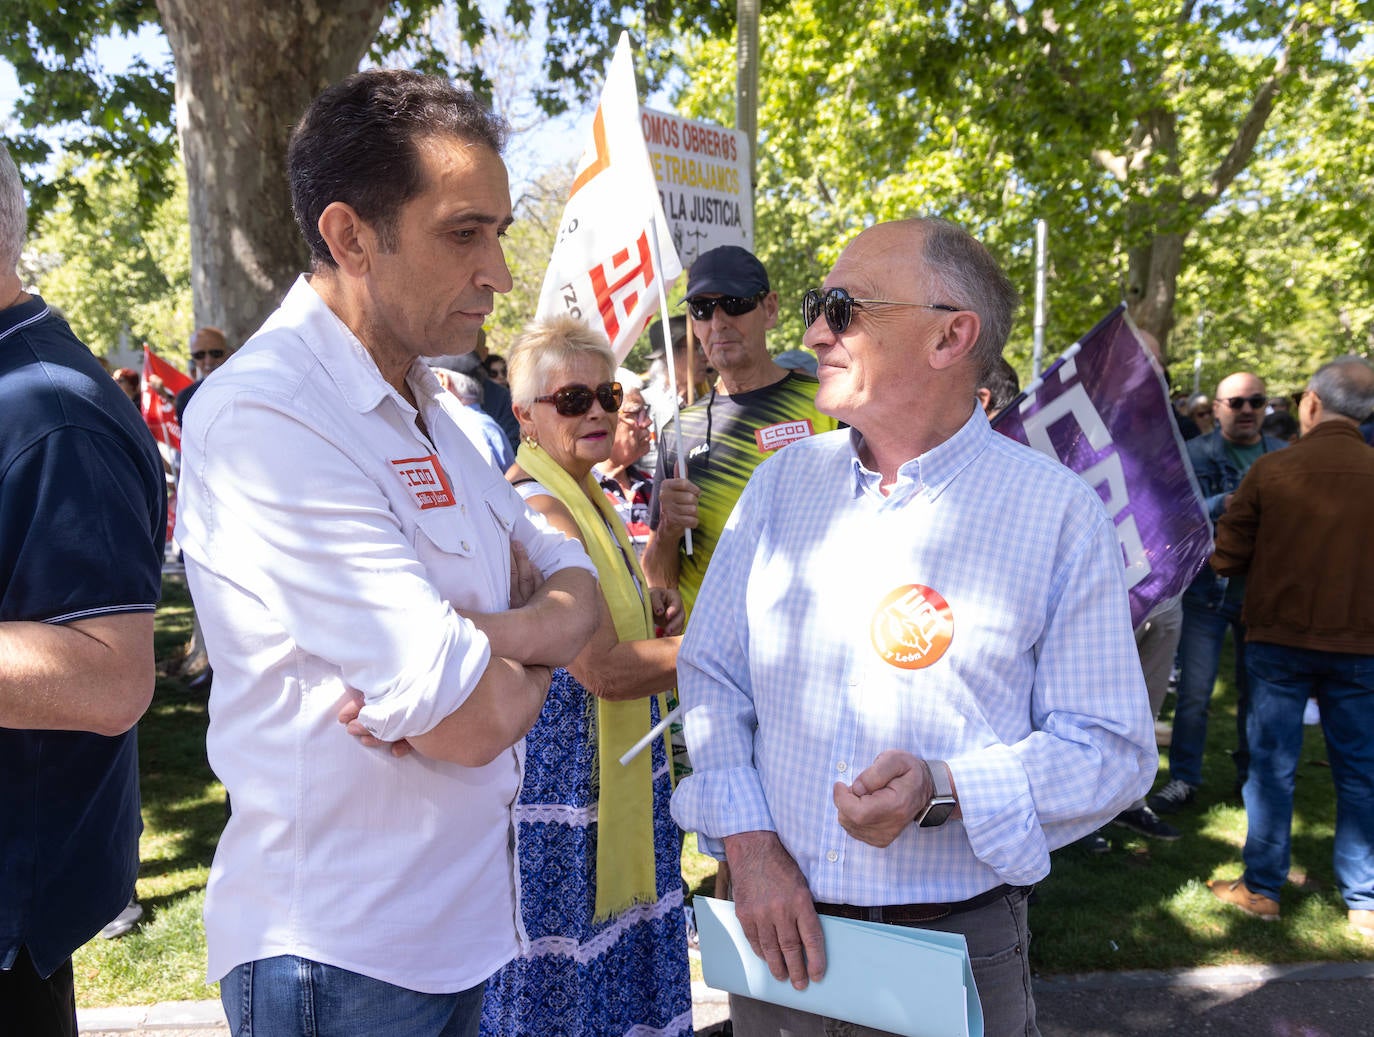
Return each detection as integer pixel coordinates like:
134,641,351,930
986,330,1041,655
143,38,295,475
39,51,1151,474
660,0,1373,387
24,157,192,361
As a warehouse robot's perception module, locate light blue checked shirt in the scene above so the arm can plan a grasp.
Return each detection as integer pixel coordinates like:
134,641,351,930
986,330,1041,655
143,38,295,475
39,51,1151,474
670,409,1156,905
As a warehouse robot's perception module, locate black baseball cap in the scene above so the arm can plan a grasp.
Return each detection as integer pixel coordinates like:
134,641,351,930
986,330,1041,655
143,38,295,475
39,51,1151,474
685,246,770,298
646,315,689,360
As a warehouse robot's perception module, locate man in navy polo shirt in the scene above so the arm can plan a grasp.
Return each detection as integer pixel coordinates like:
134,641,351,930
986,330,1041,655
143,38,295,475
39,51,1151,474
0,143,166,1036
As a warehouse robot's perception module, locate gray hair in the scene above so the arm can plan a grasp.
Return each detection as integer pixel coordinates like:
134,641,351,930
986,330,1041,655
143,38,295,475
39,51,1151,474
1308,355,1374,423
446,369,483,404
507,314,615,409
615,367,644,394
915,217,1020,382
0,142,27,272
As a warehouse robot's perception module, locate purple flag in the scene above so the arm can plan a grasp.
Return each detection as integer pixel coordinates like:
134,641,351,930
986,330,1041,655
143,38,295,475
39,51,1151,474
993,306,1211,627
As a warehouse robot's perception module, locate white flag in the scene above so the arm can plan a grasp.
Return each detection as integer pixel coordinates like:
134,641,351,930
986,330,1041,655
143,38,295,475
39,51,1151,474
536,32,682,361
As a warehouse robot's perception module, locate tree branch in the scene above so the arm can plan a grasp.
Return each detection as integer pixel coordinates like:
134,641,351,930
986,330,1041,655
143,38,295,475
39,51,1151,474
1192,16,1304,211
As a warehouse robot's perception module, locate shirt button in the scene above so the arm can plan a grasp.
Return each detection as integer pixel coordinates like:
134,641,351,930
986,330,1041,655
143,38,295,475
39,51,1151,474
461,541,471,551
826,850,838,863
836,761,848,773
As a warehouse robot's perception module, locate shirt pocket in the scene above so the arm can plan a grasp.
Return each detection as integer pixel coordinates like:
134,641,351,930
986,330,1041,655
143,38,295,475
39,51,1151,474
413,504,498,612
414,506,479,559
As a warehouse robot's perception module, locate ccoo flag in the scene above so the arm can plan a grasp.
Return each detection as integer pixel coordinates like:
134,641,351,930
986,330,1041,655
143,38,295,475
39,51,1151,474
536,32,682,360
992,306,1213,627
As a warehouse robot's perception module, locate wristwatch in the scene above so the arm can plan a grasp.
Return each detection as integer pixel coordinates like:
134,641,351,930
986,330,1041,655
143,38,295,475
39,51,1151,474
916,760,957,828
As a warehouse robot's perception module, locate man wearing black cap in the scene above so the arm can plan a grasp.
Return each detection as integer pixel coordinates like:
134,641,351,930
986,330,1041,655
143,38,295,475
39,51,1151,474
643,246,838,617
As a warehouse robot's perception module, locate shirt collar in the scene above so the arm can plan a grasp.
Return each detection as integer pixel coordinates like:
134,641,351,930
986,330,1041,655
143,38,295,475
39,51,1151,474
846,406,992,503
0,294,50,343
280,275,439,417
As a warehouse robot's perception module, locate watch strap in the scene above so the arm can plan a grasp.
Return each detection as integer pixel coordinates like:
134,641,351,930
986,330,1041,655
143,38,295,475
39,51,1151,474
916,759,957,828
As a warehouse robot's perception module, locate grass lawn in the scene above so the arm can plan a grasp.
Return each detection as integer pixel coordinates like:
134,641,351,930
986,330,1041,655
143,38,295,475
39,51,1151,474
74,577,1370,1006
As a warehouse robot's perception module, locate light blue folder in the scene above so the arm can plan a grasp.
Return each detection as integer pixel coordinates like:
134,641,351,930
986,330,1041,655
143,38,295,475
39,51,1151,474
695,895,983,1037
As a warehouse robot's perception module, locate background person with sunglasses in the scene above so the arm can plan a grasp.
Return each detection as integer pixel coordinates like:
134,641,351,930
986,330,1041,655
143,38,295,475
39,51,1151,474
484,315,691,1037
594,368,656,555
671,218,1155,1037
1147,372,1291,822
173,326,233,425
642,246,838,622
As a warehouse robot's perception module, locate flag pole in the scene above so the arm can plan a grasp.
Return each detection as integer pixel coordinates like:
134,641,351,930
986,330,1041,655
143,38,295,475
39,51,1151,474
644,214,693,556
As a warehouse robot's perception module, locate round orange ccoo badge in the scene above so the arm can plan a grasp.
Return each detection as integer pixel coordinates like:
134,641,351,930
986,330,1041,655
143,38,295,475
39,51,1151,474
870,584,955,670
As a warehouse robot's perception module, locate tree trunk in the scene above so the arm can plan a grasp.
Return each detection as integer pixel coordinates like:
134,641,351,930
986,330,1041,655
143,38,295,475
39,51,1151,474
155,0,388,348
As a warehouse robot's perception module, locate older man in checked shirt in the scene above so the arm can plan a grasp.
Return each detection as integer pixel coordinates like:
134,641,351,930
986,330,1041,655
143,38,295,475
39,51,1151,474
670,217,1156,1037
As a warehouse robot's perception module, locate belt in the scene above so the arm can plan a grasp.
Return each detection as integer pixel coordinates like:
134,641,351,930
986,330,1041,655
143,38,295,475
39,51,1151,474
814,883,1030,925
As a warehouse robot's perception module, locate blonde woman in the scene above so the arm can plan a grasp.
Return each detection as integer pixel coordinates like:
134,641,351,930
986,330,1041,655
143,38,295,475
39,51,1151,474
480,316,691,1037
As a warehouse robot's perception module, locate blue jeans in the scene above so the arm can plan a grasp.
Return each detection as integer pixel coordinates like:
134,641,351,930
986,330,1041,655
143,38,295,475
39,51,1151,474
1167,594,1249,787
220,956,484,1037
1241,642,1374,908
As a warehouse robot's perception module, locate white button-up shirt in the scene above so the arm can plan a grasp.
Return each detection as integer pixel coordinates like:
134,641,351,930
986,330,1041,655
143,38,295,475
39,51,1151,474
670,412,1156,906
177,277,594,992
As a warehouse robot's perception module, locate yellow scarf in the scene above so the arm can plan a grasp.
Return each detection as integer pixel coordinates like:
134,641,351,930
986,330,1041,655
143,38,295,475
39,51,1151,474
516,442,663,919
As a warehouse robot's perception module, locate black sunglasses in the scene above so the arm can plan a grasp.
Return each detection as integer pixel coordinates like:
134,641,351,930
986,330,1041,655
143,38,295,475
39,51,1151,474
685,292,766,321
802,287,963,335
534,381,623,417
192,349,226,360
1219,394,1267,411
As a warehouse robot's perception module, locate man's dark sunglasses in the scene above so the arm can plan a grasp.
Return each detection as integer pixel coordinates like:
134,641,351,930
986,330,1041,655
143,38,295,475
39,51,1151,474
685,292,766,321
1219,394,1267,411
802,287,963,335
534,381,623,417
192,349,226,360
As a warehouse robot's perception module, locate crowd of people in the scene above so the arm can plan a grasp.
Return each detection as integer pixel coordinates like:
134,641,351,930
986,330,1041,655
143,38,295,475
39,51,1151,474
2,66,1372,1037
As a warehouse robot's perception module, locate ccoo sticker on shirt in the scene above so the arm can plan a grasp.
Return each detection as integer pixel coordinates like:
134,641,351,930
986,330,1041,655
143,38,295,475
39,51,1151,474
870,583,954,670
391,454,457,510
755,418,815,453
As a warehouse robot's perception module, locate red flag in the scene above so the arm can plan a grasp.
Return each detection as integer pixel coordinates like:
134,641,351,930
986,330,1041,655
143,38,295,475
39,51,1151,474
141,346,193,452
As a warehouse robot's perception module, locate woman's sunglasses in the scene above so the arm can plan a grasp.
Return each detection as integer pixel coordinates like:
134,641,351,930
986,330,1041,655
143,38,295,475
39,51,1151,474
802,287,963,335
533,381,623,417
685,292,766,321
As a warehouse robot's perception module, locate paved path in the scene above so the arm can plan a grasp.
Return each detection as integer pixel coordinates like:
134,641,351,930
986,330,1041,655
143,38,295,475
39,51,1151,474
80,961,1374,1036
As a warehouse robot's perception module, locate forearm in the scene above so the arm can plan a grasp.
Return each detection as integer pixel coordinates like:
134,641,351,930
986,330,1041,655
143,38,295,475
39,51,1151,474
409,655,551,767
466,567,598,666
571,634,682,701
0,614,155,735
641,528,682,589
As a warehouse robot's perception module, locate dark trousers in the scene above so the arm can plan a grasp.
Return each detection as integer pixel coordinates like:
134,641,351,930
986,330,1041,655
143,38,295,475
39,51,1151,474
729,887,1038,1037
0,945,77,1037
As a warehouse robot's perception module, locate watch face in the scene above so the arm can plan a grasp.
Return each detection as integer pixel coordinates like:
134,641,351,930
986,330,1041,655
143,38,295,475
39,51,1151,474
918,798,958,828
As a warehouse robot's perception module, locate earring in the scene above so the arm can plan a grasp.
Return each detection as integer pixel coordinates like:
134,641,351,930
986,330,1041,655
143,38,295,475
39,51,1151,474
521,430,539,448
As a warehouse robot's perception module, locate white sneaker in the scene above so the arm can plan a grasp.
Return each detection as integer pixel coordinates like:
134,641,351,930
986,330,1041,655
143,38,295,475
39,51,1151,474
99,898,143,939
1303,698,1321,726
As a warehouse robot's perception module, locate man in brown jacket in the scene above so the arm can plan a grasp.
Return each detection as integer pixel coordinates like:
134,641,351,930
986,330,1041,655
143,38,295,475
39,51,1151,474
1206,355,1374,940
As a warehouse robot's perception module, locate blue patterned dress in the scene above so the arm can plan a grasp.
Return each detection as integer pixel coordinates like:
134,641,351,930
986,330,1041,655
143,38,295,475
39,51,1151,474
480,668,692,1037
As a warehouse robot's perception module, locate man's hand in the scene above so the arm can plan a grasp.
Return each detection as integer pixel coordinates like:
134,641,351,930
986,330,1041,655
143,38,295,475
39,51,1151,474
337,692,413,758
649,586,684,636
655,477,701,535
509,540,542,608
723,831,826,990
833,749,933,847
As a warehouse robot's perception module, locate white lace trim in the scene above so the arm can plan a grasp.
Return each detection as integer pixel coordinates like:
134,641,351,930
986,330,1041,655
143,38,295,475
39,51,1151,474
524,885,685,964
515,801,597,826
624,1006,694,1037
